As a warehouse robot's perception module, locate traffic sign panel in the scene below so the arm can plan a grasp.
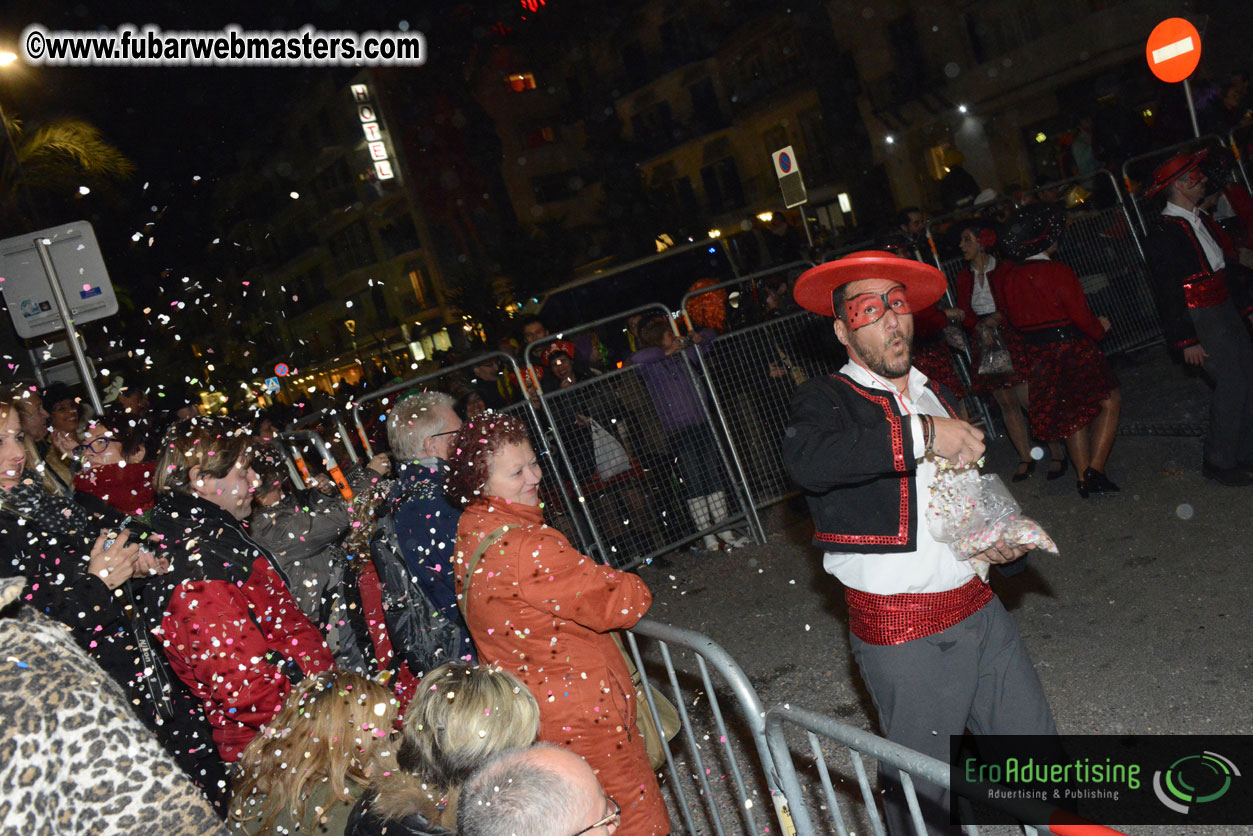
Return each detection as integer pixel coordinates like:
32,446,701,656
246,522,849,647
0,221,119,339
1146,17,1201,83
772,146,801,179
274,363,290,377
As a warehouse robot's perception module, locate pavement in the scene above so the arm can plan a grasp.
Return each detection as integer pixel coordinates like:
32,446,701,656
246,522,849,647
632,344,1253,835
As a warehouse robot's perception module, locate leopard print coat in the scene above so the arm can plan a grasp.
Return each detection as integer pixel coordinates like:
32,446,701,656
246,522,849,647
0,576,231,836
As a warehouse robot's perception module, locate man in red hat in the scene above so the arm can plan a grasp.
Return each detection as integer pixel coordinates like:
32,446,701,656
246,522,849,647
1144,149,1253,485
783,252,1058,836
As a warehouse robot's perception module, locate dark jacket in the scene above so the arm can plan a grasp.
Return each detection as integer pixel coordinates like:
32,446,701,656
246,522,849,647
370,468,473,681
1145,212,1253,350
144,492,335,762
247,488,350,623
782,373,959,553
388,461,475,663
345,777,455,836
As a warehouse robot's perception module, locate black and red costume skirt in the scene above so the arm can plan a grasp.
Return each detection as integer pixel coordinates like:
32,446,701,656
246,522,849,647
1021,327,1118,441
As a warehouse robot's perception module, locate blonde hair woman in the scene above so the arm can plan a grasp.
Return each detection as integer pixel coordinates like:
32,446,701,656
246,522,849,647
346,662,540,836
230,670,399,835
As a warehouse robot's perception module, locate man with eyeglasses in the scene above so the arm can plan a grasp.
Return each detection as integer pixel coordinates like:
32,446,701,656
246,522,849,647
458,743,619,836
381,391,474,663
783,252,1059,836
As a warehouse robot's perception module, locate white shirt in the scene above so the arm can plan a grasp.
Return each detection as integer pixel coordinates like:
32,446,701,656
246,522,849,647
1163,201,1225,271
970,255,998,316
822,361,977,595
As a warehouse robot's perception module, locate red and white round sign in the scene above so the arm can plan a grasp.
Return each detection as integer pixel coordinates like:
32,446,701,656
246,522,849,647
1146,17,1201,84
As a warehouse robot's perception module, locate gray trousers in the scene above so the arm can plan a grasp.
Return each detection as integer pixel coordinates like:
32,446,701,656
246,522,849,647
1191,302,1253,468
850,597,1057,836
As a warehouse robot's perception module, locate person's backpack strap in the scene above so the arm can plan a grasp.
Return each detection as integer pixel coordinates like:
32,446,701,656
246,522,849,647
461,525,513,625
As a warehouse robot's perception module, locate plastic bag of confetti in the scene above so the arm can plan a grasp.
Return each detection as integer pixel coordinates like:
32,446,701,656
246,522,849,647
926,465,1058,575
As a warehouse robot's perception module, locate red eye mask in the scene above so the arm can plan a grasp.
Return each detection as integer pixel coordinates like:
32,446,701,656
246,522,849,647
842,286,911,330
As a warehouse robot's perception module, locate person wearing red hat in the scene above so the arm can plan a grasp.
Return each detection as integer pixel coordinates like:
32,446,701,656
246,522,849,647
783,251,1057,836
1144,149,1253,485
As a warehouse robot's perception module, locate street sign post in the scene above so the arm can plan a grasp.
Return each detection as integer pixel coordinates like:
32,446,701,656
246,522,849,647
1147,17,1203,138
770,145,814,248
0,221,118,415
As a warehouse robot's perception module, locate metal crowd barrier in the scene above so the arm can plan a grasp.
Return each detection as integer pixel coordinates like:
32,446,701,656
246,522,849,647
764,703,1128,836
676,264,843,511
525,306,763,568
625,618,795,836
344,352,598,558
1228,124,1253,193
275,429,355,500
924,170,1162,360
623,619,1128,836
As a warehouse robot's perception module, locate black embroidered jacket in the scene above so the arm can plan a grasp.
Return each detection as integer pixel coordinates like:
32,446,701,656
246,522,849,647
783,372,959,554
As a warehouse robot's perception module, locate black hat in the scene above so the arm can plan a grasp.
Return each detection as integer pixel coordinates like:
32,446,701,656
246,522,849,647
1000,204,1066,260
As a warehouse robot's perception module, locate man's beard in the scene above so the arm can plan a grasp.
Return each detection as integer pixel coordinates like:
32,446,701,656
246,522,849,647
857,332,913,379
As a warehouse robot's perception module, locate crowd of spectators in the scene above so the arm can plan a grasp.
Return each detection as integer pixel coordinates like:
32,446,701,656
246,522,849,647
0,374,663,835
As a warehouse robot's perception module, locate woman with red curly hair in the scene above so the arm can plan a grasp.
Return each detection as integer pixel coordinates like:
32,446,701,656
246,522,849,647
445,413,667,836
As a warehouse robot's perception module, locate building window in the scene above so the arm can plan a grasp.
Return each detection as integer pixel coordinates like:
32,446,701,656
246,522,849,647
506,72,537,92
329,220,374,274
378,214,421,257
689,78,723,130
762,125,788,158
406,260,433,311
532,170,583,204
701,157,745,215
522,124,559,148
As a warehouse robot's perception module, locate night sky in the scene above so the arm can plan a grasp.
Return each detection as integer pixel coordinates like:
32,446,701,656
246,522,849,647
0,1,512,280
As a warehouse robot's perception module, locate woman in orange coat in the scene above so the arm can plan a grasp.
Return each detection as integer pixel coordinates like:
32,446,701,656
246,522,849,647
445,413,668,836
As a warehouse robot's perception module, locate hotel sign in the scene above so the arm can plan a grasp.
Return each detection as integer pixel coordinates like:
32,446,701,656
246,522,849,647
350,83,395,180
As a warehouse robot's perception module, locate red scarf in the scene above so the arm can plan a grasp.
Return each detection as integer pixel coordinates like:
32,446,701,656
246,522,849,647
74,461,156,516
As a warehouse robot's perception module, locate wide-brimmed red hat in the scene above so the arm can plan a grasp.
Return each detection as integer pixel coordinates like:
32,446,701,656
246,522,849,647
793,251,948,318
539,340,577,367
1145,149,1208,198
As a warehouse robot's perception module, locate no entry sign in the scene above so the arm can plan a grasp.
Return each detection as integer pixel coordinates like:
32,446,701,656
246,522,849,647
1146,17,1201,83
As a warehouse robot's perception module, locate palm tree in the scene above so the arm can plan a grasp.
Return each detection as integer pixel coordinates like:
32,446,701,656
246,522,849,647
0,113,135,230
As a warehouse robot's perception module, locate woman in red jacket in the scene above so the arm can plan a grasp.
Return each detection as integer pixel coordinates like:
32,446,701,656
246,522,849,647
999,205,1122,497
144,417,336,762
445,413,668,836
943,223,1040,481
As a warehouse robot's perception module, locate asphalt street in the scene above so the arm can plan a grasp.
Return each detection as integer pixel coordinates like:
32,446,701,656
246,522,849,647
634,344,1252,836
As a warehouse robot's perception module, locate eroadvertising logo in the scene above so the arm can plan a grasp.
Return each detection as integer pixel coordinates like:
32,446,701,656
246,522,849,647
952,735,1252,826
1152,751,1240,814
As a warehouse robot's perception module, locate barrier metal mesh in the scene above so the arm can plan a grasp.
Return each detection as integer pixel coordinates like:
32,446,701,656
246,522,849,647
1052,205,1160,355
691,309,842,508
534,328,754,570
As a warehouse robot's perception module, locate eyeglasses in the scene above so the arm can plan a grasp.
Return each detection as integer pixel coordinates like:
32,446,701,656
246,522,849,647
71,436,117,458
841,286,911,330
569,798,620,836
430,429,458,438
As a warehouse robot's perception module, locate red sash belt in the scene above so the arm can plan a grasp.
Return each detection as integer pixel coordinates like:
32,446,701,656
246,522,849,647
846,576,993,645
1182,270,1229,309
